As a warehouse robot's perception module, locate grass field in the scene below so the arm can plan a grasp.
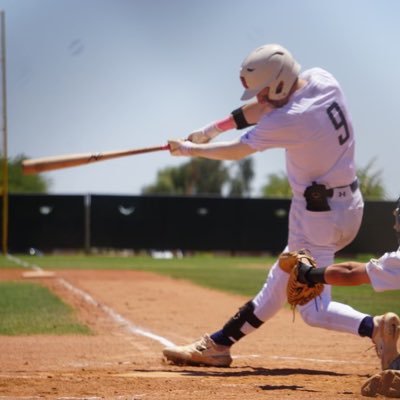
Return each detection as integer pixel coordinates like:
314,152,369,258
0,281,91,335
1,253,399,330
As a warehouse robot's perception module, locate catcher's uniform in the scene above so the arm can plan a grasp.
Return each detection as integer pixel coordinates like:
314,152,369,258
240,68,368,335
366,250,400,292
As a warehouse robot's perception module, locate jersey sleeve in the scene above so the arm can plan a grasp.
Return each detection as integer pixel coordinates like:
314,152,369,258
240,111,315,151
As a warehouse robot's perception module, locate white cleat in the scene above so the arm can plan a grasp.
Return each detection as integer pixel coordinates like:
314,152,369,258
373,312,400,370
163,334,232,367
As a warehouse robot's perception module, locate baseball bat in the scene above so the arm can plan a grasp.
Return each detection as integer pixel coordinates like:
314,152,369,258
22,144,170,175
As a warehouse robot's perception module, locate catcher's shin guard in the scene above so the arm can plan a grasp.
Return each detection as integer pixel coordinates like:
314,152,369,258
222,300,264,342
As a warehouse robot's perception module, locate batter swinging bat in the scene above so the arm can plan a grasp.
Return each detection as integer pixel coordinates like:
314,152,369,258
22,144,170,175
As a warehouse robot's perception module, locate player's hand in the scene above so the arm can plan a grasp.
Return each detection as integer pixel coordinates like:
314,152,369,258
186,122,222,144
168,139,195,157
187,129,211,144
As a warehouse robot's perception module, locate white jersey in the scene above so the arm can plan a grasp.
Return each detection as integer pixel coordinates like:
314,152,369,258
240,68,356,198
366,250,400,292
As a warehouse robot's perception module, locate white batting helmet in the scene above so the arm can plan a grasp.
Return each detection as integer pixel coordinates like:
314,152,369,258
240,44,301,101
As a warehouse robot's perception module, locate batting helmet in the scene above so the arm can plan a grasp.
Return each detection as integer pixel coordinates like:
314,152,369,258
240,44,301,101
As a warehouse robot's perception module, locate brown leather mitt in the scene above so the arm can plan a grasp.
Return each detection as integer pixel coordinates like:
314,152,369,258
361,369,400,398
278,249,324,308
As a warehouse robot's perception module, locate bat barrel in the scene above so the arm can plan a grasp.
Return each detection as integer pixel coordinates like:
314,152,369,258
21,144,170,175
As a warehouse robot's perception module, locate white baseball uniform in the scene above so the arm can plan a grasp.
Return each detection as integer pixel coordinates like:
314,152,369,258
240,68,368,336
366,250,400,292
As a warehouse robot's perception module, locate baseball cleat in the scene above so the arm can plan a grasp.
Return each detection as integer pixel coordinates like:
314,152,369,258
372,312,400,370
162,334,232,367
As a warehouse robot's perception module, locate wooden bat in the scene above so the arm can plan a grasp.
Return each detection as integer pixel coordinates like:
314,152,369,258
22,144,170,175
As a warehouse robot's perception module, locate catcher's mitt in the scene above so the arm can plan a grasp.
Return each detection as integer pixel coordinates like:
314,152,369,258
361,369,400,398
278,249,324,308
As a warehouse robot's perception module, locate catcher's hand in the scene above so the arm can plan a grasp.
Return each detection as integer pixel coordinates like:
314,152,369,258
278,249,324,308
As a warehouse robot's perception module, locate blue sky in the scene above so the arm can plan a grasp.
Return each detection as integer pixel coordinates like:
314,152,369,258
0,0,399,199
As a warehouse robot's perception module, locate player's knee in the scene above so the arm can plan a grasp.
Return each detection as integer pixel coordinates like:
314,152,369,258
299,304,325,327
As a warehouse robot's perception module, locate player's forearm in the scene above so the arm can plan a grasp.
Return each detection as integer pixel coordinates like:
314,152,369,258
324,262,370,286
297,260,370,286
169,138,255,161
188,102,270,144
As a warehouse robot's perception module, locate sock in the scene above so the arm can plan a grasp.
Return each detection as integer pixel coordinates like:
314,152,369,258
210,330,234,346
358,316,374,338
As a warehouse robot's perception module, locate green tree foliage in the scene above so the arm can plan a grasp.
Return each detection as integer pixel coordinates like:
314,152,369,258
0,155,50,193
260,158,386,200
260,171,292,198
357,158,386,199
142,157,256,197
142,158,229,195
228,158,255,197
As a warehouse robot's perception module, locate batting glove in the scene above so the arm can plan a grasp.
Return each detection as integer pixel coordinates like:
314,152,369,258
168,139,197,157
187,122,222,144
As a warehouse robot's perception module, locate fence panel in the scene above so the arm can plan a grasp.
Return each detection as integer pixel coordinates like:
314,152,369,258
5,194,85,252
0,194,397,255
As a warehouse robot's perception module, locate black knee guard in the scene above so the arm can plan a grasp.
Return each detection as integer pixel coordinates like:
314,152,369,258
222,300,264,342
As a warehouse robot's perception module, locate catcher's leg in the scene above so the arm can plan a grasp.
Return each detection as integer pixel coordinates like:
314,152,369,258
298,285,369,334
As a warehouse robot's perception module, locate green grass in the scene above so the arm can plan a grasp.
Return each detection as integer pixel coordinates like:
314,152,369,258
0,281,91,335
1,253,399,317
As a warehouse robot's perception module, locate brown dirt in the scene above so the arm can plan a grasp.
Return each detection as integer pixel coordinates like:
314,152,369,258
0,268,383,399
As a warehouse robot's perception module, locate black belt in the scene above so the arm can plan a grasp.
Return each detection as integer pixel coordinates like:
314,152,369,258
304,179,359,212
326,179,359,197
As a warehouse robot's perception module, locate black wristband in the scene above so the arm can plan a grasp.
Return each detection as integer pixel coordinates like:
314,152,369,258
231,107,255,130
305,266,327,284
297,261,313,284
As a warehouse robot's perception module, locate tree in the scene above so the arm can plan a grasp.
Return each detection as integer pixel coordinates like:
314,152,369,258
142,157,256,197
0,155,51,193
357,158,386,199
260,171,292,198
260,158,386,200
142,158,230,195
227,158,255,197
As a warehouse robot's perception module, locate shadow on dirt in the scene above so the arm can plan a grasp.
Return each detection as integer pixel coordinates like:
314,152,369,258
259,384,319,393
145,366,352,377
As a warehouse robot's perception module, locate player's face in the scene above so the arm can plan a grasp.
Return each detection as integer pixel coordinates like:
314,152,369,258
256,87,271,104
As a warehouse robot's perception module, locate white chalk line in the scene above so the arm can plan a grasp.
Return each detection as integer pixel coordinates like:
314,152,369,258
7,254,42,271
6,254,365,366
58,277,175,347
268,355,363,364
7,254,175,347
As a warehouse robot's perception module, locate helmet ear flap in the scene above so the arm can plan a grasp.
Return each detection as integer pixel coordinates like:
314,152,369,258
275,81,284,96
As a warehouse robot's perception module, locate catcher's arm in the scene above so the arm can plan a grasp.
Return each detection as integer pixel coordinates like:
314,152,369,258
323,261,369,286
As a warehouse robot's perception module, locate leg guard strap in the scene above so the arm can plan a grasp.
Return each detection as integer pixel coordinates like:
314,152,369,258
222,300,264,342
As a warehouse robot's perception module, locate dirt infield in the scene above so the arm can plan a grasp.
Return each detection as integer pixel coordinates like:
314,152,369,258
0,268,383,399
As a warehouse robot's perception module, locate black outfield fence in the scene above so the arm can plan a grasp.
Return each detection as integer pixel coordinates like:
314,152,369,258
0,194,397,255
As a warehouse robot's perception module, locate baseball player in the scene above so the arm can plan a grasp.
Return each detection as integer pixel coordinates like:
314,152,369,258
163,43,386,368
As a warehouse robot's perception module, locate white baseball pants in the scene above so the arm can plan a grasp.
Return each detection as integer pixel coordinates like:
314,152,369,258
248,187,369,335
